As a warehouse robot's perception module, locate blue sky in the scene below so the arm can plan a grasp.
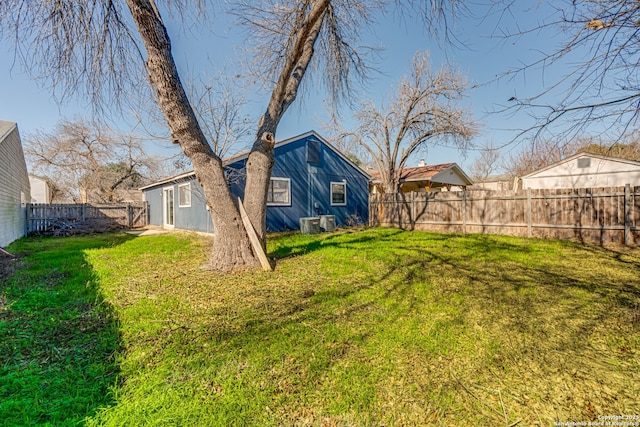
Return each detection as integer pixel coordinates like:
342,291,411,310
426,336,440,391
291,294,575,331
0,2,587,172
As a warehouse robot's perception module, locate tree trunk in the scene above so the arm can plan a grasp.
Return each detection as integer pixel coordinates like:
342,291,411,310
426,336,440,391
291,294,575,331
243,0,329,245
244,120,276,248
126,0,260,271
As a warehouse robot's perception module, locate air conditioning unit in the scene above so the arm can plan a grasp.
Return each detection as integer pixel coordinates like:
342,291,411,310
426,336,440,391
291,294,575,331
300,217,321,234
319,215,336,232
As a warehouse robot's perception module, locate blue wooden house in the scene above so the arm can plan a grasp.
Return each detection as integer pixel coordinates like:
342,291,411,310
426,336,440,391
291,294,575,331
139,131,370,233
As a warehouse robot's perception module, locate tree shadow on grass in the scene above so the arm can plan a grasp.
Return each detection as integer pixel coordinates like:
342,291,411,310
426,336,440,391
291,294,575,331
0,233,133,426
268,227,409,260
81,229,640,425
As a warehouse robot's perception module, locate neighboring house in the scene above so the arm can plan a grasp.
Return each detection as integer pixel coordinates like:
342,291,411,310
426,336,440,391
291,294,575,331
140,131,371,233
0,120,31,247
369,161,473,194
471,174,515,191
29,175,51,203
521,152,640,190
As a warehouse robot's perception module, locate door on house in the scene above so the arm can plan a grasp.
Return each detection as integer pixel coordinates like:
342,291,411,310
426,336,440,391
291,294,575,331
163,187,175,228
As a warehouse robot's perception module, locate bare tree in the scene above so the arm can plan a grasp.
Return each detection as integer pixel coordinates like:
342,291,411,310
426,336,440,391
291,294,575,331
495,1,640,140
24,118,160,203
576,137,640,161
503,138,589,178
0,0,462,271
189,76,253,158
469,143,501,181
336,51,477,193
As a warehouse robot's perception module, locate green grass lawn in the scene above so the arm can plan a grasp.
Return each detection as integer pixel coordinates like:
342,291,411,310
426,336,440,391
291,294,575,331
1,228,639,426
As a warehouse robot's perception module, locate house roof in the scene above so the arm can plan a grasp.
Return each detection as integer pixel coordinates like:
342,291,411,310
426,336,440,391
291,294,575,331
0,120,17,142
139,130,370,191
521,152,640,179
370,163,473,186
473,174,512,183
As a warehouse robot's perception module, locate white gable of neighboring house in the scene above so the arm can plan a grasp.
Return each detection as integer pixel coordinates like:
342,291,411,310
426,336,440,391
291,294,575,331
521,153,640,190
29,175,51,204
0,120,31,247
430,165,473,187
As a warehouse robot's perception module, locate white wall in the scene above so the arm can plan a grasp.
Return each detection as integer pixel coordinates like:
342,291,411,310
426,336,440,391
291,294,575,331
522,155,640,189
0,121,31,247
29,175,51,203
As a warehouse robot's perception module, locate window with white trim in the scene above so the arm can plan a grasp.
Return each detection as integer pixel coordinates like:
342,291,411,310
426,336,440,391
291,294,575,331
178,183,192,207
331,181,347,206
267,177,291,206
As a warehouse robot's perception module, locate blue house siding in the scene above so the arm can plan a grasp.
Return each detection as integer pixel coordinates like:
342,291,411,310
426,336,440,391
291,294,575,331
172,181,211,233
144,186,163,226
140,131,369,233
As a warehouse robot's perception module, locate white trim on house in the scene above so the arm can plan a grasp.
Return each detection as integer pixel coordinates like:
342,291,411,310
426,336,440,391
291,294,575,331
266,177,291,206
139,170,196,191
330,181,347,206
162,186,175,228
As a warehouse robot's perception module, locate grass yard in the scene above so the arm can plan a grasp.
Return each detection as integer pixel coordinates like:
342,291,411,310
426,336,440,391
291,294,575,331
1,228,639,426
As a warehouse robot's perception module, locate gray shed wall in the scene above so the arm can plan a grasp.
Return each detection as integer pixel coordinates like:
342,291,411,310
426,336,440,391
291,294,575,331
0,122,31,247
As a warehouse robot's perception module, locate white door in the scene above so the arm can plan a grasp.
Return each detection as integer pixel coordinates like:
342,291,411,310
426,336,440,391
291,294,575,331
163,187,175,228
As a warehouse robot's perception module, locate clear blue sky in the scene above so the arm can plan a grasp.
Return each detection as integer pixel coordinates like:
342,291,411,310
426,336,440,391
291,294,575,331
0,2,589,173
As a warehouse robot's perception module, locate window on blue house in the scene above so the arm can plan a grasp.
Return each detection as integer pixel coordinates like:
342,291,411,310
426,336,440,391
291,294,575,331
178,183,191,207
331,181,347,206
267,178,291,206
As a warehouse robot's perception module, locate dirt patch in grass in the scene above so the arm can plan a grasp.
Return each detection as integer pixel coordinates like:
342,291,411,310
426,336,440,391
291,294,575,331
0,254,18,281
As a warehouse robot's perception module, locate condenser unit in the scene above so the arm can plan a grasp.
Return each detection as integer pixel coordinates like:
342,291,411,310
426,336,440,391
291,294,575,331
300,217,321,234
319,215,336,232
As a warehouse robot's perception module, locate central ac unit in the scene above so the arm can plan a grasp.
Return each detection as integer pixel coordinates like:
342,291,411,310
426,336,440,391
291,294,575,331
300,217,321,234
319,215,336,232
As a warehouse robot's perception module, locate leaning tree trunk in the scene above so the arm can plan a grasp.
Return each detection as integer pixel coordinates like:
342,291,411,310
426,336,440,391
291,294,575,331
244,119,277,248
126,0,260,271
243,0,329,246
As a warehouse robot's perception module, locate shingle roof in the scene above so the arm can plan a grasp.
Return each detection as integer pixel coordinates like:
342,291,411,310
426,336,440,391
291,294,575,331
369,163,456,182
139,130,370,191
0,120,17,142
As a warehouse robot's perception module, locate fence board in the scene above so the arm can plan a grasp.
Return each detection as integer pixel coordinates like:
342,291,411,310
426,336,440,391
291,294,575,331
370,186,640,245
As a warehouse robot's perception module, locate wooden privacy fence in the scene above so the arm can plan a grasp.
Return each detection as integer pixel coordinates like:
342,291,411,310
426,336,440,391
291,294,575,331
370,185,640,245
26,203,148,236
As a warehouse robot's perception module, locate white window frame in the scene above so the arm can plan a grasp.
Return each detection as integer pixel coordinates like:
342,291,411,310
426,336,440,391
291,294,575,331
178,182,192,207
162,186,175,228
267,177,291,206
330,181,347,206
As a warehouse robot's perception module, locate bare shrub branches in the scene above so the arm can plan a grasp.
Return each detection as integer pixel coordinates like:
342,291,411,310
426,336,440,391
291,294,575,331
495,0,640,140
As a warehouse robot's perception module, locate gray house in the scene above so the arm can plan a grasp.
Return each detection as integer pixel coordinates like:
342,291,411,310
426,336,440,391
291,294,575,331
140,131,371,233
0,120,31,247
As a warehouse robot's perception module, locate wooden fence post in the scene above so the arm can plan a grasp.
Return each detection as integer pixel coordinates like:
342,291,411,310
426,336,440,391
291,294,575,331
625,184,632,245
410,191,416,230
25,203,31,235
462,190,467,234
526,188,532,238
